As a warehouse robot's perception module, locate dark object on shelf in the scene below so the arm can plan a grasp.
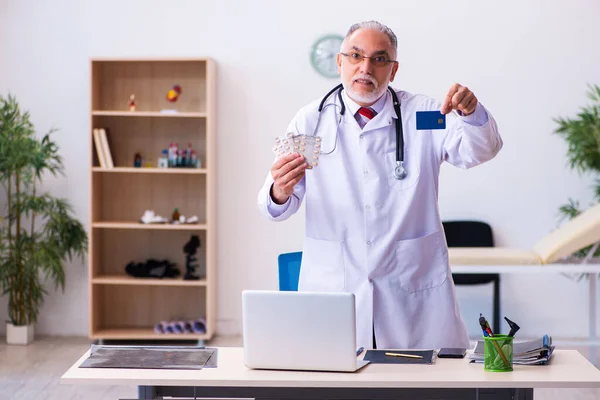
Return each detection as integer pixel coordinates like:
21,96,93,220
184,235,202,280
125,258,180,279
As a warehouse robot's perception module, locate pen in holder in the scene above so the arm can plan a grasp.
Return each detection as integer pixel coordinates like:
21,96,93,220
483,334,513,372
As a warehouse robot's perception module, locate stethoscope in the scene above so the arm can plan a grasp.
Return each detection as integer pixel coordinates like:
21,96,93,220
315,83,407,180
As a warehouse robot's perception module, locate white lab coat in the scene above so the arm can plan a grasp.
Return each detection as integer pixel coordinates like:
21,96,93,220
257,88,502,350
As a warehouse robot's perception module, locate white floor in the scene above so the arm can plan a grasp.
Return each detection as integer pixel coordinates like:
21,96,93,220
1,335,600,400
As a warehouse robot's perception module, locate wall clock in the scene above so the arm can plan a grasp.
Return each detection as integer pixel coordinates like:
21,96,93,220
310,34,344,78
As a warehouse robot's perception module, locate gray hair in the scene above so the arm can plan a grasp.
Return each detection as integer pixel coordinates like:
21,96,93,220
343,20,398,51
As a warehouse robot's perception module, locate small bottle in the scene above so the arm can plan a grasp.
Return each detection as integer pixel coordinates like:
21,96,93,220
167,143,174,167
172,143,179,167
134,152,142,168
190,150,197,168
177,149,184,168
158,149,168,168
186,143,193,167
128,94,136,111
172,208,180,222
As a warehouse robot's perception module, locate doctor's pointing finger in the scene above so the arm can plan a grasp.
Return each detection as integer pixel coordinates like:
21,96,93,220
441,83,479,116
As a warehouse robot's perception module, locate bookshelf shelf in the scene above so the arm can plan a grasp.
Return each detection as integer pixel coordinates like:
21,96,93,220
92,275,208,287
92,222,208,230
92,111,207,118
92,167,207,174
90,328,209,340
89,58,217,342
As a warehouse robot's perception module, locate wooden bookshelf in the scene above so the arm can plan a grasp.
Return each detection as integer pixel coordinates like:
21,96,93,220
89,58,217,341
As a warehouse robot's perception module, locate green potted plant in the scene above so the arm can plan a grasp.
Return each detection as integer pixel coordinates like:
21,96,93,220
0,94,87,344
553,84,600,259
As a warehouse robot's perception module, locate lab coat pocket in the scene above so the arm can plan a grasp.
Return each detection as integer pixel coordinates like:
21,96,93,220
393,230,448,293
299,237,346,292
385,151,420,191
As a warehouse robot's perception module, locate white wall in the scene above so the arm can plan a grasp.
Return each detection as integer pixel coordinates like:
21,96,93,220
1,0,599,340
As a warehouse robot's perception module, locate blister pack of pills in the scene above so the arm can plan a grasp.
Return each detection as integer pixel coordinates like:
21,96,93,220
272,132,321,168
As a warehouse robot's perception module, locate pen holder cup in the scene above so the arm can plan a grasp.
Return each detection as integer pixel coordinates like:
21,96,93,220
483,334,513,372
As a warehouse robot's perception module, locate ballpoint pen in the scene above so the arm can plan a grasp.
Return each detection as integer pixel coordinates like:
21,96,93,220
385,352,423,359
356,347,364,356
479,313,491,336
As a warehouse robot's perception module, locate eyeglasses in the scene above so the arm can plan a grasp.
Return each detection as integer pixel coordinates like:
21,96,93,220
340,51,397,67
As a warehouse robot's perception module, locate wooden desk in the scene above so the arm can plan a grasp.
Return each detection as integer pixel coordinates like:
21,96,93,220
61,347,600,400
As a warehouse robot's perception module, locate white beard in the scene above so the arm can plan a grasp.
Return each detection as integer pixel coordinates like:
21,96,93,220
342,73,388,105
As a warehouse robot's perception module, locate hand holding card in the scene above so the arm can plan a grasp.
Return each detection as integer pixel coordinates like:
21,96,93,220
440,83,478,116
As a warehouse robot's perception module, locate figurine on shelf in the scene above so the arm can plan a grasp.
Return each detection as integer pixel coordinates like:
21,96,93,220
171,207,180,222
140,210,168,224
134,152,142,168
167,84,182,102
183,234,202,280
128,94,136,111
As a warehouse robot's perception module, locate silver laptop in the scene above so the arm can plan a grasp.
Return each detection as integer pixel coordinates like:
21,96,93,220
242,290,369,372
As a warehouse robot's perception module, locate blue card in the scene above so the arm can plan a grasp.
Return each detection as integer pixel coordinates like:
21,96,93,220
416,111,446,130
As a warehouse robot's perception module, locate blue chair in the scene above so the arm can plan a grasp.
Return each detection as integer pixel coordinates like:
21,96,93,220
278,251,302,291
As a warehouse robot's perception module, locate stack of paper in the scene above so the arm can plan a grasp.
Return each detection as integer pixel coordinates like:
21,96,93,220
468,334,554,365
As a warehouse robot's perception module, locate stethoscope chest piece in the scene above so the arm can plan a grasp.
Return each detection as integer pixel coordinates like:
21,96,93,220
394,161,407,180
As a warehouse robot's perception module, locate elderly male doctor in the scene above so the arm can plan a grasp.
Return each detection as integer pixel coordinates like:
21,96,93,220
257,20,502,350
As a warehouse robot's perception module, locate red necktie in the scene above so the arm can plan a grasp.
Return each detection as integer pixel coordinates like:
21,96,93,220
358,107,376,120
357,107,376,128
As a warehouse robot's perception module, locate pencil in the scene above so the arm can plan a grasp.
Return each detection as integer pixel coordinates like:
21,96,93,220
490,340,510,367
385,352,423,359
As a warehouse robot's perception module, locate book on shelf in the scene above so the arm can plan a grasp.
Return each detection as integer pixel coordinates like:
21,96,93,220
93,128,113,168
468,334,554,365
93,128,106,168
